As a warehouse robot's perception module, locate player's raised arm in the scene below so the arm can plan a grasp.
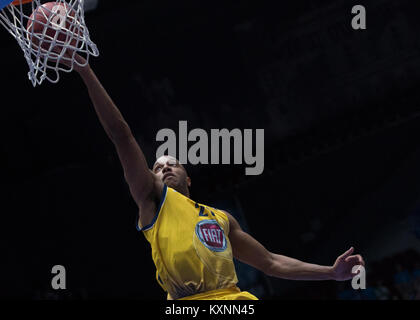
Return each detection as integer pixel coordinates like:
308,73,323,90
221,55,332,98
70,54,160,208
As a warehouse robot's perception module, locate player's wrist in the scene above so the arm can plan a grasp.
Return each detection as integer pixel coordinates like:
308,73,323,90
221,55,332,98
76,63,91,76
319,265,334,280
328,266,340,281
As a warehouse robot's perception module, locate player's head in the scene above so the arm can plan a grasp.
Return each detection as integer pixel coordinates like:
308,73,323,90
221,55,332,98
153,155,191,197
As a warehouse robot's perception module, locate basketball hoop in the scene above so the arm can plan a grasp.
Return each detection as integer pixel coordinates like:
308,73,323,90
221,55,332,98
0,0,99,86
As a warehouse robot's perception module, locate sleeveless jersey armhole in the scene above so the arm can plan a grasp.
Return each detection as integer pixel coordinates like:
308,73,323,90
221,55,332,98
136,184,168,232
217,209,230,236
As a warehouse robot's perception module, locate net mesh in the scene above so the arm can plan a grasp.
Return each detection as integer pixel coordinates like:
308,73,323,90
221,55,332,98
0,0,99,86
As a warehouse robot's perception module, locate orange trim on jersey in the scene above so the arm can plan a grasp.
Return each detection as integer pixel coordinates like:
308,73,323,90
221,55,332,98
12,0,33,5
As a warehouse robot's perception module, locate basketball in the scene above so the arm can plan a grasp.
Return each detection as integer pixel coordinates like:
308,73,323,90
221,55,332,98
26,2,79,55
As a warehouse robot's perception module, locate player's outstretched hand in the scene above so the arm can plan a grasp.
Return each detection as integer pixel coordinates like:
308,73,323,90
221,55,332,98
71,52,88,73
331,247,365,281
51,48,89,73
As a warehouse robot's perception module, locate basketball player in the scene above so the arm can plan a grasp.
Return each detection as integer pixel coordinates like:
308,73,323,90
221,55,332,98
62,54,365,300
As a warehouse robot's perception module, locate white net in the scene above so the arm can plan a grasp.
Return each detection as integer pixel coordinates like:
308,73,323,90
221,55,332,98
0,0,99,86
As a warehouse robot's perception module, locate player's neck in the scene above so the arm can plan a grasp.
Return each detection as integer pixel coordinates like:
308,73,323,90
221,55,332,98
173,185,190,198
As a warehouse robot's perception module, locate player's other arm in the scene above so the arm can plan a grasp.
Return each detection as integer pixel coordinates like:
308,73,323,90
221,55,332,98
73,57,161,207
224,212,365,281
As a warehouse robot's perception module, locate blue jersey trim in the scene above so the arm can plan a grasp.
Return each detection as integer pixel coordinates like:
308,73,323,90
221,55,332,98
0,0,13,11
136,184,168,232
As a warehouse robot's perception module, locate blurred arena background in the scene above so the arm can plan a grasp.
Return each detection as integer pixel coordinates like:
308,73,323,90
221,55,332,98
0,0,419,300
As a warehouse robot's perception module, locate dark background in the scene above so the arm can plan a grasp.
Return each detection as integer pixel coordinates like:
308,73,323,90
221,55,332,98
0,0,419,300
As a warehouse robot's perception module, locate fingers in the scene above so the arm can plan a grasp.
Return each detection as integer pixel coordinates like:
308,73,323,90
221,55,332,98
358,255,365,266
51,46,66,57
345,254,365,266
338,247,365,264
49,48,73,67
339,247,354,260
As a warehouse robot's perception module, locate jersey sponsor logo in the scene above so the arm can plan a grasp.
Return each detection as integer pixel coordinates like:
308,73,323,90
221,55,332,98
195,220,227,252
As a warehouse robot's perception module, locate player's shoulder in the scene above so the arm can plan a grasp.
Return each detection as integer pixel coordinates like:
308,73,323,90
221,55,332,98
210,208,234,227
218,209,232,219
217,210,242,232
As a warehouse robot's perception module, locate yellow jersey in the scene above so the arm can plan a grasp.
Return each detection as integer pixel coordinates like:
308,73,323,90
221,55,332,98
137,184,258,300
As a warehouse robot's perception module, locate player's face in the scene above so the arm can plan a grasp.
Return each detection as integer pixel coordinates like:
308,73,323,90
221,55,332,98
153,156,190,190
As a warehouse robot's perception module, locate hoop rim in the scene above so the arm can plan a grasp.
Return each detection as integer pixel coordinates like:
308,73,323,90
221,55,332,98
12,0,34,5
0,0,33,11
